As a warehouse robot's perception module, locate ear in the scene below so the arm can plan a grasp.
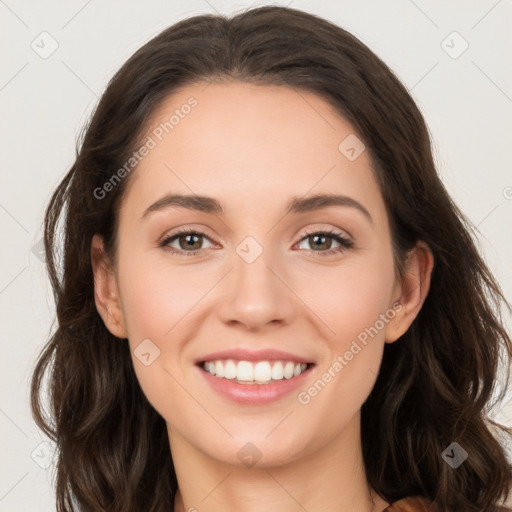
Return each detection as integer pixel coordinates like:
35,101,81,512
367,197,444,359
385,241,434,343
91,234,128,339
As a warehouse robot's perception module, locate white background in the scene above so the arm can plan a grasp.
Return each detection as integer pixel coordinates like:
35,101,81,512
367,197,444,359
0,0,511,509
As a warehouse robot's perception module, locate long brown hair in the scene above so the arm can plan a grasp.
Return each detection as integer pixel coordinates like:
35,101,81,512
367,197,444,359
30,5,512,511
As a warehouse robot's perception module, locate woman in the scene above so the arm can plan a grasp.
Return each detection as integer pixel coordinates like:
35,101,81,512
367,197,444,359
30,5,512,511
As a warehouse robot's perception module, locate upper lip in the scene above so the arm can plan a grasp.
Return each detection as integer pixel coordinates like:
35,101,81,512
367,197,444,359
195,348,315,365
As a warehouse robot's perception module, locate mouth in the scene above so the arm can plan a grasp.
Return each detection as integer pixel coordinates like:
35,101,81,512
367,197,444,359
197,359,315,385
194,348,316,404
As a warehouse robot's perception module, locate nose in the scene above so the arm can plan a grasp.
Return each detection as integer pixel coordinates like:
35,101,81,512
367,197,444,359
217,239,296,331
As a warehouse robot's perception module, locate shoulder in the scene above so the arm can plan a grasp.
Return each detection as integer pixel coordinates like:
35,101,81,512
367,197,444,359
383,496,434,512
383,496,512,512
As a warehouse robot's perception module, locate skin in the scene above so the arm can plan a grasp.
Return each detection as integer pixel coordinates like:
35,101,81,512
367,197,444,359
92,81,433,512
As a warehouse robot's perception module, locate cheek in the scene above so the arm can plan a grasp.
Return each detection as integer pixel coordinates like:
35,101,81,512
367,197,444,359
294,252,395,406
113,248,204,411
116,246,209,341
118,239,396,369
295,251,396,345
116,235,395,426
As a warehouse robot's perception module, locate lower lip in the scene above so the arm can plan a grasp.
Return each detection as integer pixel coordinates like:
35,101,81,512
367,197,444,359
196,364,314,405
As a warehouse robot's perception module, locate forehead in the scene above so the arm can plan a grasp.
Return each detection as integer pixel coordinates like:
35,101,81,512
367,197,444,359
120,80,386,224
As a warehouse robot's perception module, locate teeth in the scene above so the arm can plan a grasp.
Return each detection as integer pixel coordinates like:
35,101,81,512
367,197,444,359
237,361,254,381
202,359,309,384
271,361,284,380
215,360,225,378
224,359,237,379
254,361,272,382
284,361,295,379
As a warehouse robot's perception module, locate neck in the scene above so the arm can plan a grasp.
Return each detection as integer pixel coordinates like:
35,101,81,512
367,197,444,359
168,412,389,512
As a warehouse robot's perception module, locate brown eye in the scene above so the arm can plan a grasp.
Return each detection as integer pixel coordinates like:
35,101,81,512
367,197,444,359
306,233,333,251
160,229,214,256
296,230,353,256
177,233,202,250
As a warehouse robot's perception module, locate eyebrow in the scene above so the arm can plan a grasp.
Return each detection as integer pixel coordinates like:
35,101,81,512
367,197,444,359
141,192,373,223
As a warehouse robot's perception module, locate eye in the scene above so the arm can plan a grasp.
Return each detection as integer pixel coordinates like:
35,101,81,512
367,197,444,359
295,229,353,257
159,228,215,256
159,227,353,257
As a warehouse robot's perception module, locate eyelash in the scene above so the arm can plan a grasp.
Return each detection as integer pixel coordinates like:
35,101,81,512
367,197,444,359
159,227,354,258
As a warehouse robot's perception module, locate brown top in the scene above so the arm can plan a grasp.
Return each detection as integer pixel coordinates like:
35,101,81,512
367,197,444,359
383,496,434,511
383,496,512,511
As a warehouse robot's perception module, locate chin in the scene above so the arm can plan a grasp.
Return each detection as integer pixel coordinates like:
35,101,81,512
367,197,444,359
204,431,312,469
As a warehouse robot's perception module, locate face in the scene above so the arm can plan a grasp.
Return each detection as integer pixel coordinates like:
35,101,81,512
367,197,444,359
93,80,421,468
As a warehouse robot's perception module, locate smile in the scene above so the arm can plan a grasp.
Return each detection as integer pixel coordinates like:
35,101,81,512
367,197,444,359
201,359,311,384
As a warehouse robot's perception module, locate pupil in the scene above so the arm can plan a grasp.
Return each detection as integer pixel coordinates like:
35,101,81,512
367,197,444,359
312,234,329,250
183,234,200,249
